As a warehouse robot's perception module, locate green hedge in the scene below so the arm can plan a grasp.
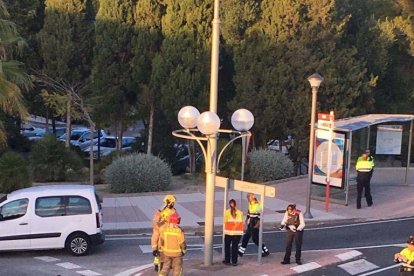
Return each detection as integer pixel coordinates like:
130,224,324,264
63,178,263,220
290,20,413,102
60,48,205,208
0,151,31,193
30,135,84,181
247,149,294,182
105,153,172,193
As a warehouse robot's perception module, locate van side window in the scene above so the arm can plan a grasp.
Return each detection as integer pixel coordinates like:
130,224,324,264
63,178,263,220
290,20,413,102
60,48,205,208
0,198,29,220
67,196,92,215
35,197,65,217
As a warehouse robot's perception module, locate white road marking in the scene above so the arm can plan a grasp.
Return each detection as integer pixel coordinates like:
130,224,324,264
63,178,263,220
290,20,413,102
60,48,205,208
76,270,101,276
358,263,401,276
335,250,362,261
34,256,60,262
291,262,321,273
139,245,153,253
56,262,82,269
114,264,153,276
106,217,414,240
338,259,379,275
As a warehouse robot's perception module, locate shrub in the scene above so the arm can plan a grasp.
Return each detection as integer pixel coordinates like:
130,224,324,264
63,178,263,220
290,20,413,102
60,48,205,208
247,149,294,182
30,135,84,182
105,153,172,193
0,151,31,193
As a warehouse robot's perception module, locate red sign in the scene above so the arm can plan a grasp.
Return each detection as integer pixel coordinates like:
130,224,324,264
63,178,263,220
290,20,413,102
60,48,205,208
318,112,335,130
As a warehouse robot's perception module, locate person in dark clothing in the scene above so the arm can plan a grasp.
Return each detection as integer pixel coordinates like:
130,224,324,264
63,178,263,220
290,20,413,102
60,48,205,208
238,193,270,257
356,153,374,209
280,204,305,265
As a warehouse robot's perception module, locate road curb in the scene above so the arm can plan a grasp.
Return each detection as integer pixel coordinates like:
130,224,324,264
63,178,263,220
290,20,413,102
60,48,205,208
103,217,368,236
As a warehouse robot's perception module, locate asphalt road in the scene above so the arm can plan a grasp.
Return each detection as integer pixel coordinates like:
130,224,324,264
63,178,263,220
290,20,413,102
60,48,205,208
0,217,412,275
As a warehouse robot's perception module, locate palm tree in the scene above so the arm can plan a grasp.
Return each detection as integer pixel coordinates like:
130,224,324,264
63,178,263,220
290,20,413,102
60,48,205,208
0,0,31,144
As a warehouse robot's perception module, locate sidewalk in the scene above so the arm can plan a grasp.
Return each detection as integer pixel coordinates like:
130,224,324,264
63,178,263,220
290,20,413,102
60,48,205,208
139,249,360,276
102,167,414,275
101,167,414,234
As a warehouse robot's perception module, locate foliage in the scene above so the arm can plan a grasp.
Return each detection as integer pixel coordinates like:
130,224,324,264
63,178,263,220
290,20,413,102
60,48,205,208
30,135,84,181
0,151,31,193
246,149,294,182
105,153,171,193
0,0,31,144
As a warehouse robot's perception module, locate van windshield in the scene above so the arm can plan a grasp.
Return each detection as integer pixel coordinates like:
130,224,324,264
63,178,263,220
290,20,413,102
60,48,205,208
0,195,7,204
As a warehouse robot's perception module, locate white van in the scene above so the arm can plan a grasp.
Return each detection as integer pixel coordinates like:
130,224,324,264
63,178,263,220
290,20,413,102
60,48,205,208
0,185,104,256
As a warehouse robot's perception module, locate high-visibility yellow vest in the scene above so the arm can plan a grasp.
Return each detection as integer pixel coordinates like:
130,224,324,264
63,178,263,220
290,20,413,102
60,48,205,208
356,160,373,172
159,224,186,257
224,209,244,236
248,200,262,218
400,248,414,268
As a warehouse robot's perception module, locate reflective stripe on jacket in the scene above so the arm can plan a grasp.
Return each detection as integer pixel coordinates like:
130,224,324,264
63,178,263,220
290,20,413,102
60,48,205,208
356,160,373,172
224,209,244,236
158,223,186,257
247,200,262,218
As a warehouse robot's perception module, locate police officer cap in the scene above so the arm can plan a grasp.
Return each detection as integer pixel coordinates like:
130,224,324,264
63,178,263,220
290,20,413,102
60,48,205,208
407,235,414,245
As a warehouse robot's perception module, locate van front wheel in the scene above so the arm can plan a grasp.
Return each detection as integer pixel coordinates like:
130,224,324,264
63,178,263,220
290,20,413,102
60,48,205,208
66,233,90,256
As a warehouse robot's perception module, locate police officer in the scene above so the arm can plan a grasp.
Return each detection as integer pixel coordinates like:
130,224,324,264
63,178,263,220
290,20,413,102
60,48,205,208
158,213,186,276
223,199,244,266
151,195,177,271
356,153,374,209
238,193,270,257
394,235,414,275
280,204,305,265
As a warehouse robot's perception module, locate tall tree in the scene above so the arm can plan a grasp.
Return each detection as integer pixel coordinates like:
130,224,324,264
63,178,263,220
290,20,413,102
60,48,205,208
91,0,137,149
228,0,374,158
131,0,164,154
0,0,31,144
38,0,95,147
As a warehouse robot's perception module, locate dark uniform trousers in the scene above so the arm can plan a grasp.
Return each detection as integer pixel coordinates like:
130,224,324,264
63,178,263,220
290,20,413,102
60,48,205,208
239,217,268,254
224,235,241,264
356,171,373,208
283,229,304,262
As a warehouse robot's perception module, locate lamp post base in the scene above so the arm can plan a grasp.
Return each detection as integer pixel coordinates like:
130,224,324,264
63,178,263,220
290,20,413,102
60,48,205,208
303,211,313,219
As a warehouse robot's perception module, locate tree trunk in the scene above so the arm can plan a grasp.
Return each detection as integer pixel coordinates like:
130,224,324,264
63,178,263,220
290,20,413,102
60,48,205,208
45,109,49,132
147,100,154,154
89,124,95,185
189,140,196,174
65,95,72,148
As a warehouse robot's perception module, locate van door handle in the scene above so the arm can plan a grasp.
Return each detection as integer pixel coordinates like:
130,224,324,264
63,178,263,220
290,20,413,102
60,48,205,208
19,222,28,225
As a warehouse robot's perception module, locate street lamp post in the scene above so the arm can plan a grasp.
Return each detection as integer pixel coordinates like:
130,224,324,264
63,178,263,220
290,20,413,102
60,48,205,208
304,73,324,219
174,107,254,266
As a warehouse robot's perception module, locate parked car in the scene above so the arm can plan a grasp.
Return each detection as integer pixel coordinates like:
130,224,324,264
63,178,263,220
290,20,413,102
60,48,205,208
0,185,104,256
171,144,203,175
59,129,106,149
83,136,136,159
20,123,45,138
267,139,291,154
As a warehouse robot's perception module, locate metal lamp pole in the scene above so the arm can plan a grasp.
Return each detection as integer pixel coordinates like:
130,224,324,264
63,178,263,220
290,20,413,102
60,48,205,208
204,0,220,266
304,73,324,219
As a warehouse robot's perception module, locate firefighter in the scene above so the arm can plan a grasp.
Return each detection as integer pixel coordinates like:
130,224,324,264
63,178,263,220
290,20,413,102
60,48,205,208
280,204,305,265
223,199,244,266
151,195,177,271
394,235,414,275
238,193,270,257
158,212,186,276
356,153,374,209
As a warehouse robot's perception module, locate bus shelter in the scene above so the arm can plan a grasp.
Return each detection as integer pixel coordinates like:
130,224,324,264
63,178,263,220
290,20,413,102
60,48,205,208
311,114,414,205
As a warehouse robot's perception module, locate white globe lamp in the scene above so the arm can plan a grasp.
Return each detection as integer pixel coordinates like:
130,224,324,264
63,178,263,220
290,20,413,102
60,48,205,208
231,109,254,131
197,111,221,135
178,106,200,129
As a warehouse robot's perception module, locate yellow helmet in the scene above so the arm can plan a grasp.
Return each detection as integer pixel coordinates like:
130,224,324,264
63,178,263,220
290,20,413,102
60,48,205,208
163,195,176,205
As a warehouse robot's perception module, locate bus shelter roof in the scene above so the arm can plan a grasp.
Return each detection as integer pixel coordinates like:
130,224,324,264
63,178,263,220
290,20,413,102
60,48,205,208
334,114,414,133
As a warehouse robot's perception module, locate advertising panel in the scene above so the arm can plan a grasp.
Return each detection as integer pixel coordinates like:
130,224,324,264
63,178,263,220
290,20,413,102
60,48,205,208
375,125,403,155
312,130,346,189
